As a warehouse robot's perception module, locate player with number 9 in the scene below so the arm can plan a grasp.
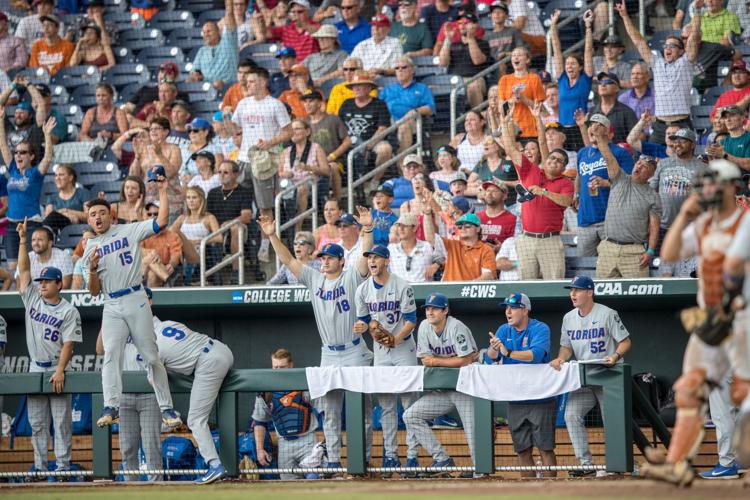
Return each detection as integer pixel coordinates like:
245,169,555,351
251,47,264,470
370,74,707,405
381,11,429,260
81,170,181,430
549,275,631,477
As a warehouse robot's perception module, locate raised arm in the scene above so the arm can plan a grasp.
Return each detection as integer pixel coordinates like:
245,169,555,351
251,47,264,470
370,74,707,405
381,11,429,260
38,117,57,175
258,215,304,277
353,205,373,277
16,220,31,292
615,1,652,65
225,0,237,32
155,173,170,230
594,126,621,180
686,9,700,63
532,103,548,161
0,108,11,165
627,109,651,152
549,10,564,78
583,10,594,77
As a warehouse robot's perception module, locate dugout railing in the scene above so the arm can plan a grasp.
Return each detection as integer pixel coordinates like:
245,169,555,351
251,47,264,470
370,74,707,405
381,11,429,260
0,363,632,479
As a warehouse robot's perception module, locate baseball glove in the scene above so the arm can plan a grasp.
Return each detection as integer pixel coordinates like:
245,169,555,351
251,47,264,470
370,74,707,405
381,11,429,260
369,320,395,348
680,306,734,346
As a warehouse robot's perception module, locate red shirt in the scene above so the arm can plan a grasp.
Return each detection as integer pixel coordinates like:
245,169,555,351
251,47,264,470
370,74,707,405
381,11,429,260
517,156,574,233
477,209,516,245
710,86,750,119
436,22,486,44
270,23,320,62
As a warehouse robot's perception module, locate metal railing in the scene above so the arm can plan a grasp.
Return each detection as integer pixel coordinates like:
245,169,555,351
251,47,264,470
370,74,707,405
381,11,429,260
273,175,319,270
346,113,423,213
450,56,509,138
199,219,245,287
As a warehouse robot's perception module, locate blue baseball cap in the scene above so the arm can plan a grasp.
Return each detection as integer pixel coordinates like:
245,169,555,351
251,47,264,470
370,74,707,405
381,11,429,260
317,243,344,259
564,275,595,290
423,292,449,309
147,165,166,182
34,266,63,282
501,292,531,311
363,245,389,259
451,196,471,214
187,117,211,131
144,287,153,300
16,102,34,113
275,46,297,59
335,213,360,227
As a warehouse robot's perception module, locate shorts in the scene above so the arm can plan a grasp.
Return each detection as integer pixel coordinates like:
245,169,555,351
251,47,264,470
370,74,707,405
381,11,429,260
507,400,557,453
238,160,275,210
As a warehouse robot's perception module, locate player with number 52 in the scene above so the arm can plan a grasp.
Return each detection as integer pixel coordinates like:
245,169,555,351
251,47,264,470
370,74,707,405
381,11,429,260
549,275,631,476
81,167,182,431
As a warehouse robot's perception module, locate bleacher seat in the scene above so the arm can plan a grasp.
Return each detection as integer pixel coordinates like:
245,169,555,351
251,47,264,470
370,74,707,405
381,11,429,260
176,81,218,102
10,67,50,85
565,256,597,278
51,65,101,90
78,168,121,188
621,50,643,64
56,224,90,250
147,10,195,34
189,100,221,120
113,46,136,64
49,85,70,106
648,30,681,51
136,46,186,72
90,181,123,202
116,83,143,105
103,64,151,88
155,0,177,11
415,65,445,78
196,9,225,25
53,104,85,126
71,85,111,109
119,28,166,52
255,57,279,72
240,43,277,61
422,74,465,132
167,28,205,52
690,105,713,132
104,11,146,32
412,56,438,67
541,0,584,49
180,0,217,14
320,77,343,97
104,0,127,12
701,86,732,106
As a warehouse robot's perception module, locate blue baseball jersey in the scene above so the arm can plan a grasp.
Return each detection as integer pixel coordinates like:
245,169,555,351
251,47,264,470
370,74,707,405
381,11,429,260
576,143,635,227
483,318,551,365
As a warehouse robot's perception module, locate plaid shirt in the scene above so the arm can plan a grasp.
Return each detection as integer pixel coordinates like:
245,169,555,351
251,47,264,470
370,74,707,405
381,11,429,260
0,32,28,71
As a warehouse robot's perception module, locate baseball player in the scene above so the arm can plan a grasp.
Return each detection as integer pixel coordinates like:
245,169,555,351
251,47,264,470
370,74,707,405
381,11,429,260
96,329,161,481
144,290,235,484
353,244,419,473
403,293,478,476
550,275,631,478
81,171,181,429
253,348,318,480
258,206,375,472
641,160,750,485
16,219,83,478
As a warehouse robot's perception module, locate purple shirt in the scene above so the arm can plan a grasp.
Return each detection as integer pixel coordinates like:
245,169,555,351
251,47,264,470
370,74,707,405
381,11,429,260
618,86,655,135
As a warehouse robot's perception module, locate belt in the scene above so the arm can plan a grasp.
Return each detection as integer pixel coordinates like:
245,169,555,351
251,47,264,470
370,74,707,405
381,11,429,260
282,435,300,441
656,115,689,124
202,339,214,354
108,284,142,299
523,231,560,239
35,361,54,368
325,337,361,352
604,238,642,246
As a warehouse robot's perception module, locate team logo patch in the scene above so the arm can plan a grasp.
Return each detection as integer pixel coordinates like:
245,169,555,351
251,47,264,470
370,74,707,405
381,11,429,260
456,333,466,344
522,337,527,348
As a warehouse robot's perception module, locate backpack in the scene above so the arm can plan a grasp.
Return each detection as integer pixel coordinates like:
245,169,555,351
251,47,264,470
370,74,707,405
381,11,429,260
71,394,92,435
161,436,197,481
632,372,668,425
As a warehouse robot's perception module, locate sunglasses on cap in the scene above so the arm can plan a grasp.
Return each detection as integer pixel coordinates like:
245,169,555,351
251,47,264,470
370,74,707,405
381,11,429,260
638,154,657,164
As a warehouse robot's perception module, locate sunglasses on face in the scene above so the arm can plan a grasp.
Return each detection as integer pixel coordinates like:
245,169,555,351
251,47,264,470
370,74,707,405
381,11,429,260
456,223,473,229
147,211,159,216
394,66,411,70
341,5,357,9
293,240,310,246
343,67,357,71
549,155,566,164
599,79,616,86
663,43,682,49
15,150,30,155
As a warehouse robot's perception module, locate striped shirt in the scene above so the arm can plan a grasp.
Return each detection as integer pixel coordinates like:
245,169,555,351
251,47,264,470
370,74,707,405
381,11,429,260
0,32,28,71
269,24,320,63
652,54,694,117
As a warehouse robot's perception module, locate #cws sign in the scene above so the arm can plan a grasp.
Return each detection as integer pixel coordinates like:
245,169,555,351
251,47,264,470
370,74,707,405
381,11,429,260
457,282,665,299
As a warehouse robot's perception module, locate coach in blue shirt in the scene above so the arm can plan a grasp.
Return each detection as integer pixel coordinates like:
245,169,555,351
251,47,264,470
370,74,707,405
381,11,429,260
379,56,435,153
335,1,371,54
483,293,558,478
576,114,635,257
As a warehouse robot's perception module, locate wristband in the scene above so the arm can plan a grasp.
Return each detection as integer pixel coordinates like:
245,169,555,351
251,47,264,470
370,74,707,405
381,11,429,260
505,349,513,358
328,153,337,161
613,352,622,360
10,83,17,91
363,228,373,233
646,248,655,255
512,260,517,269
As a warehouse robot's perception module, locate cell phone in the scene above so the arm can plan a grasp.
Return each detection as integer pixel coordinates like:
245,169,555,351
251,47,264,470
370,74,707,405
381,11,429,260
502,101,511,116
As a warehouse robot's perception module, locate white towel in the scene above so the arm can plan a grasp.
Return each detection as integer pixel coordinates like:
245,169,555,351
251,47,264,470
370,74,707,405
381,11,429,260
456,363,582,401
305,366,424,400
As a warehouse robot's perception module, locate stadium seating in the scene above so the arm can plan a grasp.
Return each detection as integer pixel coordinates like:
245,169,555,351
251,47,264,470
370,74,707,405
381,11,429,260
103,64,152,89
189,100,222,120
53,104,85,126
196,9,225,25
180,0,218,14
90,181,124,202
104,10,146,31
136,46,187,72
70,85,108,109
690,105,713,132
119,28,167,52
51,66,101,90
147,10,196,34
176,82,218,102
56,224,91,250
167,28,205,52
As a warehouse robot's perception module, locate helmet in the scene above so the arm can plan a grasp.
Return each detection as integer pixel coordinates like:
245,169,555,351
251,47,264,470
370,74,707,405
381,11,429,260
708,159,743,183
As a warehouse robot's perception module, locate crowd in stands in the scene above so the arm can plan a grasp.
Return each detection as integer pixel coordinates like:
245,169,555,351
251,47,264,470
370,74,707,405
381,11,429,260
1,0,750,289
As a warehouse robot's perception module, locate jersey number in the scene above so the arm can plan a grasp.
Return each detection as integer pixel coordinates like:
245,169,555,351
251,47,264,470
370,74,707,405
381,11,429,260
589,341,606,354
43,328,60,342
161,327,186,341
118,251,133,266
335,299,350,314
385,311,401,324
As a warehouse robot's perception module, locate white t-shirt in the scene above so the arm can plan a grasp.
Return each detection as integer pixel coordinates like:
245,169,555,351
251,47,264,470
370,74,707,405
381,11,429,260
187,173,222,197
497,236,519,281
232,94,291,163
351,36,404,72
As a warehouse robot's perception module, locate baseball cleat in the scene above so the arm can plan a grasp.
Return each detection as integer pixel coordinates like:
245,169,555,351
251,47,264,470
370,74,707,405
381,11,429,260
402,457,419,478
641,460,695,487
161,408,182,428
423,457,455,478
699,462,740,479
96,406,119,427
195,463,227,484
323,461,344,479
568,469,597,478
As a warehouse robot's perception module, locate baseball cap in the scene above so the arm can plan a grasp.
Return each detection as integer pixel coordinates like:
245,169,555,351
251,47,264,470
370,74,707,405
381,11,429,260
482,178,508,191
437,145,457,157
300,89,324,100
402,153,424,166
275,46,297,59
720,105,744,117
455,212,481,227
602,35,624,47
345,70,378,89
374,184,394,197
144,287,153,300
457,12,479,23
564,275,595,290
187,117,211,131
290,0,311,10
423,292,449,309
501,292,531,311
159,61,180,75
312,24,338,38
171,99,190,113
16,102,34,113
40,14,61,25
538,70,552,84
363,245,390,259
34,266,63,282
145,201,159,211
371,14,391,27
596,71,621,87
731,60,750,73
147,165,166,182
586,113,611,129
87,0,105,7
289,64,309,76
317,243,344,259
335,213,360,227
448,172,467,184
192,150,216,165
451,196,471,214
489,1,509,12
668,128,697,143
396,212,417,226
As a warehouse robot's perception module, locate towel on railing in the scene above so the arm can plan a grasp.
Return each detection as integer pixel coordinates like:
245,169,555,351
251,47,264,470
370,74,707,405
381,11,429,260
456,362,581,401
305,366,424,400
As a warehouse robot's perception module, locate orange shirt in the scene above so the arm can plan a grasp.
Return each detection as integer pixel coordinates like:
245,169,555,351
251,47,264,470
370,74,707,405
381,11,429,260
29,38,74,76
441,237,496,281
221,83,245,112
141,229,183,266
279,89,308,119
498,72,545,138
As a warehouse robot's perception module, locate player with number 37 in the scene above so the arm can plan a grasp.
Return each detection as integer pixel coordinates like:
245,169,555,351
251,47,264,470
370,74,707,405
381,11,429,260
82,166,182,430
549,275,632,477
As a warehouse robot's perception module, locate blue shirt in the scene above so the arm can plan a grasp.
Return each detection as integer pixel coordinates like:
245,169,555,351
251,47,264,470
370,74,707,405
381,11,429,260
576,143,635,227
379,81,436,121
371,209,398,246
384,176,414,209
269,72,290,98
6,160,44,220
557,72,592,127
192,28,239,84
336,17,371,54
